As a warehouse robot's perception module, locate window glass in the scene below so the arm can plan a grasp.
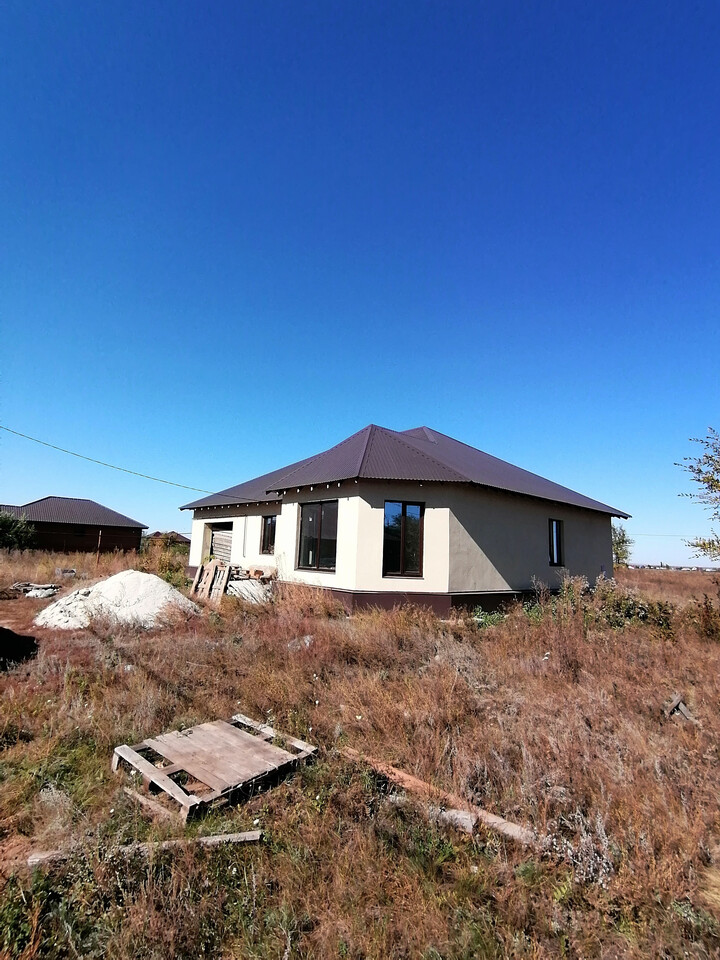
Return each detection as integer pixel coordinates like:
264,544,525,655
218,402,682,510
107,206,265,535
549,519,563,566
404,504,422,574
299,503,321,568
298,501,338,570
261,515,276,554
318,501,338,569
383,501,423,576
383,502,402,575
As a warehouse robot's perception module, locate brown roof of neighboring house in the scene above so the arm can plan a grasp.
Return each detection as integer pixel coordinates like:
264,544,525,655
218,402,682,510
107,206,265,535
0,497,147,528
181,424,629,518
145,531,191,544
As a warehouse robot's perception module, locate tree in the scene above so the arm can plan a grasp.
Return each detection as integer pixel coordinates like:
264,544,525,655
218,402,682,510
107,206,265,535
678,427,720,562
612,522,633,567
0,511,36,550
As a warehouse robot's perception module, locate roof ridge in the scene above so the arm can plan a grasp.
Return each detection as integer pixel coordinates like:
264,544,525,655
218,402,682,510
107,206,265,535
357,424,381,477
371,427,470,481
268,425,373,490
21,496,96,506
354,424,376,477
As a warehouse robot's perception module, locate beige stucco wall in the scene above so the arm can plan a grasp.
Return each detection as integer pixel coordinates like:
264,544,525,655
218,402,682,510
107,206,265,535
188,503,281,572
352,481,450,593
187,489,360,589
447,485,613,593
187,481,613,595
273,492,360,590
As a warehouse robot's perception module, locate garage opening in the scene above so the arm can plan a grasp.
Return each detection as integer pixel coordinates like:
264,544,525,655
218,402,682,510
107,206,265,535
209,522,233,562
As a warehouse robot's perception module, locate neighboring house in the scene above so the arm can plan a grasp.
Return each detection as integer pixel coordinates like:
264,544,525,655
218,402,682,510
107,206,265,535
0,497,147,552
181,425,629,613
144,531,191,547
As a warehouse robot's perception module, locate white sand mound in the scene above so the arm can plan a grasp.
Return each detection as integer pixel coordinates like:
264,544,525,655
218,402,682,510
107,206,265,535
35,570,198,630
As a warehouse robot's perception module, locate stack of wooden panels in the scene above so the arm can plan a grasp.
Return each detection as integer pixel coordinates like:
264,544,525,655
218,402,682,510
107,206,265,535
191,559,230,600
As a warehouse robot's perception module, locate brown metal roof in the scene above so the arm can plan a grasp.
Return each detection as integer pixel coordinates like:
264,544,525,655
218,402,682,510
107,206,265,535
181,425,629,518
0,497,147,528
145,531,191,544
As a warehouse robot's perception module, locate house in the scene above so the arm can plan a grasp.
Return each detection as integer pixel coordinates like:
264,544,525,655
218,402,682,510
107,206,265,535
144,531,191,548
0,497,147,553
181,425,629,613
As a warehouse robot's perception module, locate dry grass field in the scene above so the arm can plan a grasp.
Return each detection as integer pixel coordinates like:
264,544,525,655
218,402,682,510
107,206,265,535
1,551,719,958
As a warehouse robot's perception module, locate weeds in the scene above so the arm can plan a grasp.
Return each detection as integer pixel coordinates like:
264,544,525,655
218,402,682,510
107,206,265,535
1,562,719,956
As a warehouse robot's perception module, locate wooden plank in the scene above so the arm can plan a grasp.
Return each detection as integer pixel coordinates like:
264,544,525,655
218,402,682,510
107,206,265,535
191,562,205,596
210,563,230,599
208,721,297,764
231,713,274,740
177,738,287,785
341,747,536,847
231,713,316,757
28,831,262,868
194,560,220,599
664,694,683,718
143,735,233,792
146,731,251,786
194,725,297,783
113,745,199,809
122,787,176,822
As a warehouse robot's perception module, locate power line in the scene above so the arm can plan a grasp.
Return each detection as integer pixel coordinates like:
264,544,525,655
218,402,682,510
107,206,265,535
0,425,213,494
633,533,694,539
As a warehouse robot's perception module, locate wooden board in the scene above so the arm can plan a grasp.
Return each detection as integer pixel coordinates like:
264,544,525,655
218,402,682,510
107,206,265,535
113,715,316,820
191,559,231,601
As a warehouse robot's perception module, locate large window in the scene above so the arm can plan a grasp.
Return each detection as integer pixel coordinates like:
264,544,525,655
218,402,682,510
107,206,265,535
549,518,564,566
260,515,276,554
383,501,424,576
298,501,338,571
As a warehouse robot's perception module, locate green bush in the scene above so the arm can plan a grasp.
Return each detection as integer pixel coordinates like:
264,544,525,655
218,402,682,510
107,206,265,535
592,576,674,632
0,511,35,549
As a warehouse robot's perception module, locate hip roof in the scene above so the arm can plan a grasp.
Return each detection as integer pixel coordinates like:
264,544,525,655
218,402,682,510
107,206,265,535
181,424,629,518
0,497,147,528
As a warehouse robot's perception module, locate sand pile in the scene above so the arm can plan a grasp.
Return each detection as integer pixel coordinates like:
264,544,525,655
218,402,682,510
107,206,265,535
35,570,197,630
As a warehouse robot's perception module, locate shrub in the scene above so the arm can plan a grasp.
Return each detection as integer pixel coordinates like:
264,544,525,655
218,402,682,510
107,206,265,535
472,608,505,628
591,576,674,632
0,511,35,549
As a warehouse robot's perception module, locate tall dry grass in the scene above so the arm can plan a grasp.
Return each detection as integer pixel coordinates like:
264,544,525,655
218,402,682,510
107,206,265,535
1,566,720,956
0,547,140,591
616,565,719,606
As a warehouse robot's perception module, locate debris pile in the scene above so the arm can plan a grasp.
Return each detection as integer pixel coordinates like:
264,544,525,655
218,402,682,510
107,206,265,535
12,582,60,599
192,559,273,603
34,570,197,630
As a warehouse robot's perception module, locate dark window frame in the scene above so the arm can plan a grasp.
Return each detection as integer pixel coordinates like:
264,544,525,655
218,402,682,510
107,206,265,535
260,515,277,555
382,501,425,578
549,518,564,566
297,499,338,572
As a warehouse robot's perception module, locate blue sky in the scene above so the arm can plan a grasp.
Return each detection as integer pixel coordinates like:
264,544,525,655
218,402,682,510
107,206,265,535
1,1,718,566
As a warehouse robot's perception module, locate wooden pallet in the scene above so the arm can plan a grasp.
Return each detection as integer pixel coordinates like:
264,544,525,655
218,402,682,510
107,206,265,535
191,559,231,600
112,714,315,821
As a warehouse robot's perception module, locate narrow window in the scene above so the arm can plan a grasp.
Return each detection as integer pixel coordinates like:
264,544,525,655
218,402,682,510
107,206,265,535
549,518,564,566
298,501,338,570
383,501,424,576
260,515,276,554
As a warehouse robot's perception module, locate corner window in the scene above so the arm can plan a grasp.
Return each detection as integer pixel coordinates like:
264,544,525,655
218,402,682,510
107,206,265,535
383,501,424,576
260,515,276,554
549,518,564,566
298,501,338,571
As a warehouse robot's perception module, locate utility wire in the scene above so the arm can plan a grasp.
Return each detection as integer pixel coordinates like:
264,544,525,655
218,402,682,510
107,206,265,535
0,425,213,494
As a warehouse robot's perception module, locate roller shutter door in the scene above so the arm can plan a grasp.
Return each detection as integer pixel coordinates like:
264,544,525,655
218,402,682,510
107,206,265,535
210,528,233,562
